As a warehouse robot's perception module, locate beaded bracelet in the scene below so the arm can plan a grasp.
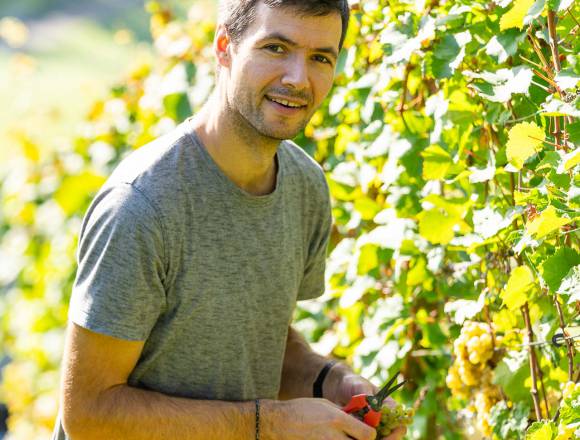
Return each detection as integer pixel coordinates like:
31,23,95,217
255,398,260,440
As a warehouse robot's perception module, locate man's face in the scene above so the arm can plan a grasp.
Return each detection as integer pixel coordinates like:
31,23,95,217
223,2,342,140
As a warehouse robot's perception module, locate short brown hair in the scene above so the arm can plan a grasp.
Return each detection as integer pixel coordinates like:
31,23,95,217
219,0,350,51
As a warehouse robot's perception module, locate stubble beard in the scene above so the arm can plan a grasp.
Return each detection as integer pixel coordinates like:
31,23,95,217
229,89,311,142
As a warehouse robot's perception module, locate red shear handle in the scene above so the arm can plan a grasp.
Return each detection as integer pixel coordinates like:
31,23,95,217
342,394,381,428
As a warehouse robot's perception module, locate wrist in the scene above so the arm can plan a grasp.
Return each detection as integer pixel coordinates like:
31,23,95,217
258,399,281,440
323,362,353,402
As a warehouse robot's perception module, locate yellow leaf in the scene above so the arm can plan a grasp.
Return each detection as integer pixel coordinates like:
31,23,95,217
493,308,518,332
421,144,452,180
506,122,545,169
501,266,535,311
54,171,107,215
525,423,554,440
499,0,535,31
526,205,571,239
564,148,580,171
368,39,384,63
418,209,456,244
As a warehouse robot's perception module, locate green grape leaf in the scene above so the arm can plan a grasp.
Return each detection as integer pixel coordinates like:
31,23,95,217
163,92,192,122
493,350,531,402
354,197,382,220
506,122,545,170
500,0,536,31
567,121,580,146
465,67,533,103
526,205,571,239
525,421,557,440
54,171,107,216
542,98,580,117
421,145,453,180
540,247,580,292
357,244,379,275
485,29,527,63
417,209,456,244
547,0,575,13
407,257,429,286
557,265,580,302
557,148,580,173
501,266,535,310
490,401,530,440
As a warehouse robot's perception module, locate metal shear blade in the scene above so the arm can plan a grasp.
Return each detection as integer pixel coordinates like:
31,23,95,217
369,371,406,410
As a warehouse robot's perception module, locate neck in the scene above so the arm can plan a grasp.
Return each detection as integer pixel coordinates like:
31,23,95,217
190,93,280,196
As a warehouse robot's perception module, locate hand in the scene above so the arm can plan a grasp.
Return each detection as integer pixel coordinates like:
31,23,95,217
264,398,377,440
325,370,407,440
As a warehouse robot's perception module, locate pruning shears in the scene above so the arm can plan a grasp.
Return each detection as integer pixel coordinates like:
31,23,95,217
342,371,406,428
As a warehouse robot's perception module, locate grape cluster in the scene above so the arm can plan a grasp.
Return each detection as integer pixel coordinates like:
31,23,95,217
375,403,414,439
446,321,503,437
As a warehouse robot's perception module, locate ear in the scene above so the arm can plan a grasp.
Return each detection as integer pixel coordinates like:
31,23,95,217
214,24,232,68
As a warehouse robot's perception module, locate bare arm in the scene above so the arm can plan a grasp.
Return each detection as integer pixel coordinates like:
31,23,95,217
278,325,356,402
61,321,258,440
61,321,376,440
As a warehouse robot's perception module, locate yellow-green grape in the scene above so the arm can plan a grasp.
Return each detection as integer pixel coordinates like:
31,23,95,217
375,403,414,439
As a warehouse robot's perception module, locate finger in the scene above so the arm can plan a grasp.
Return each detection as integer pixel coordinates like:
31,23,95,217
382,425,407,440
341,414,377,440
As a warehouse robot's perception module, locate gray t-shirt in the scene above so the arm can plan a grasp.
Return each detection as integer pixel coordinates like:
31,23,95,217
51,117,332,439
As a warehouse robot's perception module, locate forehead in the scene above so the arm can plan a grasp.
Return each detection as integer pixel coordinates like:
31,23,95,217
242,2,342,50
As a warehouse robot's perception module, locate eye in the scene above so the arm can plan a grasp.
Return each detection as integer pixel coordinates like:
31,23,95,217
264,44,285,54
313,54,332,65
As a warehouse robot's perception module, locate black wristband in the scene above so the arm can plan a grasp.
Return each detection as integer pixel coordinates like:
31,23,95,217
313,360,337,398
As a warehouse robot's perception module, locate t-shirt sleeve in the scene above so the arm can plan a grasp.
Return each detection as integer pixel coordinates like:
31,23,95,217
68,184,166,341
297,175,332,301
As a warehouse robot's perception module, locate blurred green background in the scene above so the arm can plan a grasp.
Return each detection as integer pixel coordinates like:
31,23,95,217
0,0,196,165
0,1,197,437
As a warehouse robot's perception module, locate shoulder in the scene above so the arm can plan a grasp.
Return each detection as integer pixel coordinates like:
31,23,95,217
103,122,196,211
108,124,191,189
83,183,163,237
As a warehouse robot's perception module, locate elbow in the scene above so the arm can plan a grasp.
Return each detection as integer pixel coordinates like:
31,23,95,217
62,409,91,440
61,400,100,440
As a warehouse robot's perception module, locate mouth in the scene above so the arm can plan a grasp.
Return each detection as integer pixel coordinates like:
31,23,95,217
265,95,308,110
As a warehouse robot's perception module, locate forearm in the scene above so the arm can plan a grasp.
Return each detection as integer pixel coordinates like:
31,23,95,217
66,384,277,440
278,326,355,401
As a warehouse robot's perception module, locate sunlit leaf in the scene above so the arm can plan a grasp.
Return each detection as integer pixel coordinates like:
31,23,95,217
499,0,535,31
501,266,535,310
421,144,453,180
525,421,556,440
417,209,456,244
506,121,545,170
557,265,580,302
541,247,580,292
54,172,107,216
526,205,571,239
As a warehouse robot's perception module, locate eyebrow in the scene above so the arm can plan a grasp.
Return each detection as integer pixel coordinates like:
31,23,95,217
258,32,339,61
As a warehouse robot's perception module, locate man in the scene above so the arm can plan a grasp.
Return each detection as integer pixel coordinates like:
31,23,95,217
52,1,407,439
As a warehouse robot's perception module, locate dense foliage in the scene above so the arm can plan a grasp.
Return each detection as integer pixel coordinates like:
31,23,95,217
0,0,578,438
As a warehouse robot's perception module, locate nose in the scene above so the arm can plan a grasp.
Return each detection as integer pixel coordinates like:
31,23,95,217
281,55,309,91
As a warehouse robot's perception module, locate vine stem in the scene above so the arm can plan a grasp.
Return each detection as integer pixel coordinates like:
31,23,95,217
553,294,576,380
522,302,543,420
547,10,562,147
